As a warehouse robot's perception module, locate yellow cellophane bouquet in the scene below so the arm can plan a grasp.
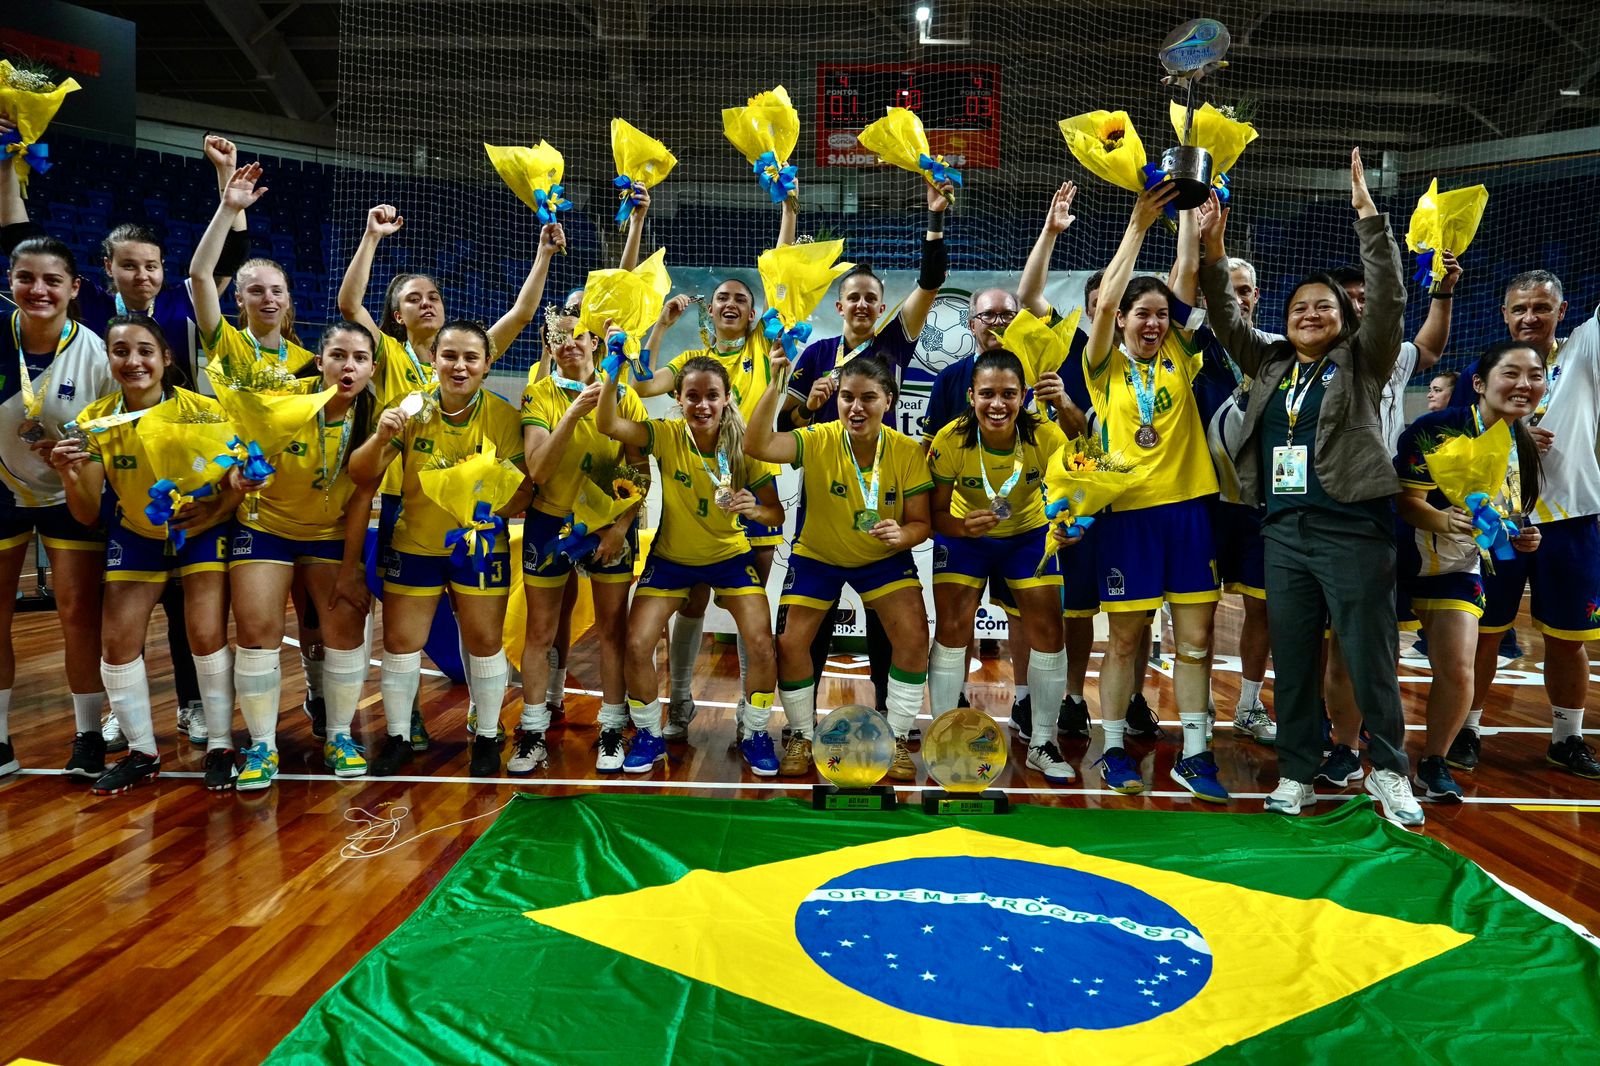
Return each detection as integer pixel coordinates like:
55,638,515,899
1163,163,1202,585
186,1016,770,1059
723,85,801,205
856,107,963,201
1168,100,1257,176
1034,436,1151,575
417,442,525,576
757,240,853,360
484,140,571,225
579,247,672,360
1406,178,1488,288
1058,110,1148,194
135,396,239,544
611,118,677,227
0,59,82,195
997,307,1083,389
1417,419,1512,512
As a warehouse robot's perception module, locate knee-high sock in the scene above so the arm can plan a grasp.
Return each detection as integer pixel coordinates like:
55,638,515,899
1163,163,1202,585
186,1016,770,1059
102,658,155,756
886,667,928,738
193,647,235,752
234,646,282,750
544,644,567,707
1027,649,1068,741
380,650,422,738
467,652,508,740
598,700,630,731
300,644,324,703
72,692,102,732
322,646,367,739
928,642,968,719
628,697,661,733
740,690,775,733
669,615,703,704
780,681,816,739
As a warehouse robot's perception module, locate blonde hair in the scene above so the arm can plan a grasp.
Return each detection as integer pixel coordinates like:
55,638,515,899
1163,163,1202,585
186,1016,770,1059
234,257,301,346
676,356,747,488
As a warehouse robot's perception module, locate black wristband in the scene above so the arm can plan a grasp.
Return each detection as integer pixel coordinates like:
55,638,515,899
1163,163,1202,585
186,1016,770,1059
926,211,945,235
1430,291,1454,301
216,228,252,278
919,237,949,291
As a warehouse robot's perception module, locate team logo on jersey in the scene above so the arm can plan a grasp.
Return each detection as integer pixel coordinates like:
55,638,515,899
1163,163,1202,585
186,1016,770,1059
414,439,434,453
1322,363,1338,384
675,469,692,487
112,455,138,469
830,480,847,497
884,490,898,504
58,378,76,400
288,441,309,456
1106,568,1126,597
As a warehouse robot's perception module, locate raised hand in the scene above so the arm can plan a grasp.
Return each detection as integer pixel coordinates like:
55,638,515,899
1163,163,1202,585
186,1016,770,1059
204,134,238,173
1437,251,1463,293
222,163,268,212
1131,181,1181,232
1045,181,1079,234
927,179,956,213
1350,147,1376,218
659,294,692,327
538,223,567,257
367,204,404,239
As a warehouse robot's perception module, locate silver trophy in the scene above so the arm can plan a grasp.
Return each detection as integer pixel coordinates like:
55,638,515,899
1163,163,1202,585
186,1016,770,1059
1158,18,1231,209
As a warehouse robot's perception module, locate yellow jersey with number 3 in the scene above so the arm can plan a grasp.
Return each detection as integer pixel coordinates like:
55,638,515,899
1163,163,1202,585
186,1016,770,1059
643,417,778,564
928,419,1065,536
520,375,647,518
1087,330,1218,510
390,390,525,556
791,421,932,568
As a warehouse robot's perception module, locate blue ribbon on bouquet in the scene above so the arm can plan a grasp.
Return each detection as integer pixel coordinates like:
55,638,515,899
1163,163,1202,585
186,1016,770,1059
1413,247,1437,286
0,129,50,174
444,500,504,572
613,175,645,226
917,153,964,190
759,307,812,360
217,437,275,482
534,185,572,226
1044,498,1096,540
1463,491,1517,561
145,480,215,550
753,151,798,204
540,517,599,570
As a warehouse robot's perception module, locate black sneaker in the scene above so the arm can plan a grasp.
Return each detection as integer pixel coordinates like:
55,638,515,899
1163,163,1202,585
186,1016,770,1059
469,734,500,777
1058,695,1091,740
956,689,970,708
64,731,106,779
1010,695,1033,742
91,751,161,795
1547,736,1600,779
0,739,18,777
371,735,414,777
1125,694,1168,740
1315,744,1365,787
303,696,327,740
1444,729,1480,772
1415,755,1463,803
203,748,238,791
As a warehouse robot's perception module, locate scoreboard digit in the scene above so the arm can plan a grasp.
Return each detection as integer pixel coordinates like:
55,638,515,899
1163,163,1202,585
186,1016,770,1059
817,63,1001,169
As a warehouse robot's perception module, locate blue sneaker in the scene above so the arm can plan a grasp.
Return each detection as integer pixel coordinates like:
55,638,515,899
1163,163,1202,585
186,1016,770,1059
1315,744,1365,787
1415,755,1463,803
739,731,780,777
624,729,667,773
1094,747,1144,794
1170,750,1230,803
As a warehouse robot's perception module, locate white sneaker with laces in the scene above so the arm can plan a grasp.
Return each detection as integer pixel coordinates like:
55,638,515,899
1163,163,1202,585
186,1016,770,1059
1233,706,1278,744
185,701,208,745
1264,778,1315,815
1365,769,1425,827
100,710,127,752
1025,741,1076,782
662,699,696,741
595,727,626,772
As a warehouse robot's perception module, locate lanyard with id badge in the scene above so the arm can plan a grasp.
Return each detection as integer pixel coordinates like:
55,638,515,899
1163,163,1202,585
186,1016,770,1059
1272,357,1326,495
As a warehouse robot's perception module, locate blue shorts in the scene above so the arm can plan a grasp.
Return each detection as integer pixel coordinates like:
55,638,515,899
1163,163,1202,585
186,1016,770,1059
1061,520,1100,619
779,550,920,609
638,549,766,599
742,515,784,548
230,524,343,567
1405,570,1486,621
105,511,230,582
383,546,511,598
522,508,637,588
1481,515,1600,640
1213,501,1265,600
932,526,1060,593
0,501,103,552
1094,497,1220,613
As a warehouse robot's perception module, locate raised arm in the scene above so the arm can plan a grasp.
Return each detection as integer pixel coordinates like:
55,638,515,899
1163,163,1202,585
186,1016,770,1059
1085,183,1181,378
190,164,267,341
595,369,650,448
201,135,250,291
1197,192,1274,380
745,352,800,464
633,295,692,399
897,179,954,337
0,117,27,230
487,223,565,362
1409,252,1461,373
1020,182,1078,317
337,205,403,344
1348,148,1406,381
778,186,799,248
1166,205,1200,310
620,187,649,270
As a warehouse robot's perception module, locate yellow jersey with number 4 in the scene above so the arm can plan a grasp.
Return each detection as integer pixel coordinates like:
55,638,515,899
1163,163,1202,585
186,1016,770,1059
1087,330,1218,510
241,407,369,542
520,375,647,518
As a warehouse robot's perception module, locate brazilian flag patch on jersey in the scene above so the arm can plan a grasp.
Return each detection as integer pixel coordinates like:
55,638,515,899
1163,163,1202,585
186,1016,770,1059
675,470,692,487
414,439,434,453
829,481,847,498
113,455,138,469
288,441,309,456
961,476,982,489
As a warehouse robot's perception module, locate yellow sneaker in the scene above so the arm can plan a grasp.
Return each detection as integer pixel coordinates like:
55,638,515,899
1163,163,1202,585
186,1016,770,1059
886,736,917,781
236,744,280,792
778,735,813,777
324,733,367,778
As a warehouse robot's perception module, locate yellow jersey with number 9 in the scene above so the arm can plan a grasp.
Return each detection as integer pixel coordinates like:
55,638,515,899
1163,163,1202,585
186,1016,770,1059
791,421,932,568
390,390,525,556
520,375,646,517
643,416,778,564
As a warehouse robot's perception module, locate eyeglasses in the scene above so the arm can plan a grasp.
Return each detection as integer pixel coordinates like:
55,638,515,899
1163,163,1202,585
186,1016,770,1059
970,310,1016,326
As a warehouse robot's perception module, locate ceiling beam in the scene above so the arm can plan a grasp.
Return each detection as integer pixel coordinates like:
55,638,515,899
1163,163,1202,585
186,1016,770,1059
201,0,328,120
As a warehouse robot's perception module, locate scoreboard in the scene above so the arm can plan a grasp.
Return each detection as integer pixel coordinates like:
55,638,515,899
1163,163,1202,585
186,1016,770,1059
816,63,1001,169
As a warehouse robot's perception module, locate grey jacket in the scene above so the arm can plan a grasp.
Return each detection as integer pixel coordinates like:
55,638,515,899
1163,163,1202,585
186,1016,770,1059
1198,214,1406,507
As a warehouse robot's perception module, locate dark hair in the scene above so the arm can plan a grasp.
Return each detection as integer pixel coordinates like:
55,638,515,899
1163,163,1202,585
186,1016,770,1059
675,355,748,487
379,272,446,342
953,351,1041,450
1327,265,1365,289
432,319,497,362
1471,340,1544,514
1117,275,1175,318
837,355,898,404
103,313,190,391
315,320,378,464
1432,370,1459,388
1503,269,1563,304
1282,273,1361,348
10,235,79,278
235,257,302,347
101,223,164,263
1085,269,1106,300
839,264,883,295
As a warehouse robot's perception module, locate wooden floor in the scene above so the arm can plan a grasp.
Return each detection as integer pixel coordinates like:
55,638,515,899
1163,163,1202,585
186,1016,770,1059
1,593,1597,1065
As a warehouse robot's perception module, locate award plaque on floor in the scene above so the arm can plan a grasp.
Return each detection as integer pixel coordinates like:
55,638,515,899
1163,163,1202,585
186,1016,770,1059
920,707,1010,815
811,704,897,811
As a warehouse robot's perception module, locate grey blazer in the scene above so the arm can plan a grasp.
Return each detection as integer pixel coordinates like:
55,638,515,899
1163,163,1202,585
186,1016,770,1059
1199,214,1407,508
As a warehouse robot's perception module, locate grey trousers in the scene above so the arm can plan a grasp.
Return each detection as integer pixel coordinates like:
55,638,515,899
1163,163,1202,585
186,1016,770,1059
1262,508,1410,783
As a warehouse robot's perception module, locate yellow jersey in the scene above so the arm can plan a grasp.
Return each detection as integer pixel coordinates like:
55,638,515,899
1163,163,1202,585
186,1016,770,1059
83,387,226,540
665,332,773,423
374,334,438,497
642,417,778,564
1087,331,1218,510
203,320,316,381
390,390,525,557
520,374,647,518
791,421,933,568
241,404,369,542
928,419,1066,536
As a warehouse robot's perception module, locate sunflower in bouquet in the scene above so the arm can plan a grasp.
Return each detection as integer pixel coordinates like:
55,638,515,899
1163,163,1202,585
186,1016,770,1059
1034,436,1150,576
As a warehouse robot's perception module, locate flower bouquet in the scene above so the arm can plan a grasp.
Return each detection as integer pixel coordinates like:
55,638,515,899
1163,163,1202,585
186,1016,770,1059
1058,110,1149,194
135,398,239,550
538,453,647,570
0,59,82,195
997,307,1083,389
723,85,800,206
417,442,525,584
580,247,671,382
856,107,962,203
1035,436,1150,575
1416,418,1518,565
485,140,572,230
611,118,676,228
1406,178,1488,289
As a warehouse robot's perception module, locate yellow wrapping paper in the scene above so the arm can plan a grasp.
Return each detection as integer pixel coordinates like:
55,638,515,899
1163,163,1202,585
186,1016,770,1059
208,379,336,461
1058,110,1148,194
1422,419,1512,511
611,118,677,189
578,247,672,357
997,308,1082,387
757,240,853,329
484,140,567,216
135,400,239,499
0,61,82,195
1168,101,1258,175
417,443,525,530
722,85,800,167
1406,178,1489,286
1036,446,1152,575
572,476,642,533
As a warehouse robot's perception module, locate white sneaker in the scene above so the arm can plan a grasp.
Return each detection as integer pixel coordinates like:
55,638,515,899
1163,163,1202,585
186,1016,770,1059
506,729,548,776
1365,769,1425,827
101,710,128,753
1026,740,1076,782
662,699,696,741
1264,778,1315,815
1233,706,1278,745
595,727,626,772
186,703,209,745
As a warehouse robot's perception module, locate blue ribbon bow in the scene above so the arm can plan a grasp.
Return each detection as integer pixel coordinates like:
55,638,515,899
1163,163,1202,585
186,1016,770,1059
0,129,50,175
217,437,276,482
752,151,798,204
145,480,214,550
444,500,504,572
601,332,629,379
533,185,572,226
613,175,645,226
540,518,598,570
1212,171,1231,206
917,153,964,190
1464,492,1517,561
1413,247,1437,286
759,307,812,360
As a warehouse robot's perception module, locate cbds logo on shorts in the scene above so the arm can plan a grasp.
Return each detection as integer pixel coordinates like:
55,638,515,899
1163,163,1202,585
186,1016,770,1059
112,455,137,469
933,544,949,568
232,529,254,557
1107,568,1126,597
829,480,847,498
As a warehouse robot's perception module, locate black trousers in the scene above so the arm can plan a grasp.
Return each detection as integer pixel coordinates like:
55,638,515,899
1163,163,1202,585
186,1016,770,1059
808,604,890,712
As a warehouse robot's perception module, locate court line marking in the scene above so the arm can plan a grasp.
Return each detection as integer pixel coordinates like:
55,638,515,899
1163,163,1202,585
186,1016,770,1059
1510,804,1596,812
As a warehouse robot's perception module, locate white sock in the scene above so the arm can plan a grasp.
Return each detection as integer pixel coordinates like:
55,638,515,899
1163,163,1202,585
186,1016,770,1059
1179,712,1210,758
193,647,235,752
1027,649,1068,742
599,700,630,731
545,664,567,707
520,699,550,733
323,646,367,738
1463,708,1483,735
467,652,509,740
740,693,775,732
736,633,750,690
780,683,816,739
102,658,155,755
1552,705,1585,743
1239,677,1264,710
72,691,102,733
1014,684,1030,704
628,697,661,733
885,673,925,738
300,645,324,702
928,642,968,718
234,646,281,750
669,615,703,704
380,650,422,738
0,687,9,742
1102,717,1126,752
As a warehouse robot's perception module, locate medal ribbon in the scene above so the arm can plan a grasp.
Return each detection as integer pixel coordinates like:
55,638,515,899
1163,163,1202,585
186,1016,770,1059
1127,356,1157,429
979,435,1025,505
77,393,158,434
550,371,588,393
112,291,153,317
11,313,75,419
1472,405,1523,515
401,339,432,383
683,422,732,495
1530,341,1562,426
317,410,354,499
1282,356,1327,443
841,426,883,514
244,328,289,365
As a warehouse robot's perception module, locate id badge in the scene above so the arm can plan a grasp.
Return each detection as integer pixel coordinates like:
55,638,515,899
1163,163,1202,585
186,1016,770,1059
1272,444,1308,494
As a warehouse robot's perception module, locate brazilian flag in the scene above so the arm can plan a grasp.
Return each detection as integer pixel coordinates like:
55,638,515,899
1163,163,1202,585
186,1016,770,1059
268,795,1600,1064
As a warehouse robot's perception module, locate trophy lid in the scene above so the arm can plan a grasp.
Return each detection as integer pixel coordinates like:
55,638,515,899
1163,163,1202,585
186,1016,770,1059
1159,18,1231,81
